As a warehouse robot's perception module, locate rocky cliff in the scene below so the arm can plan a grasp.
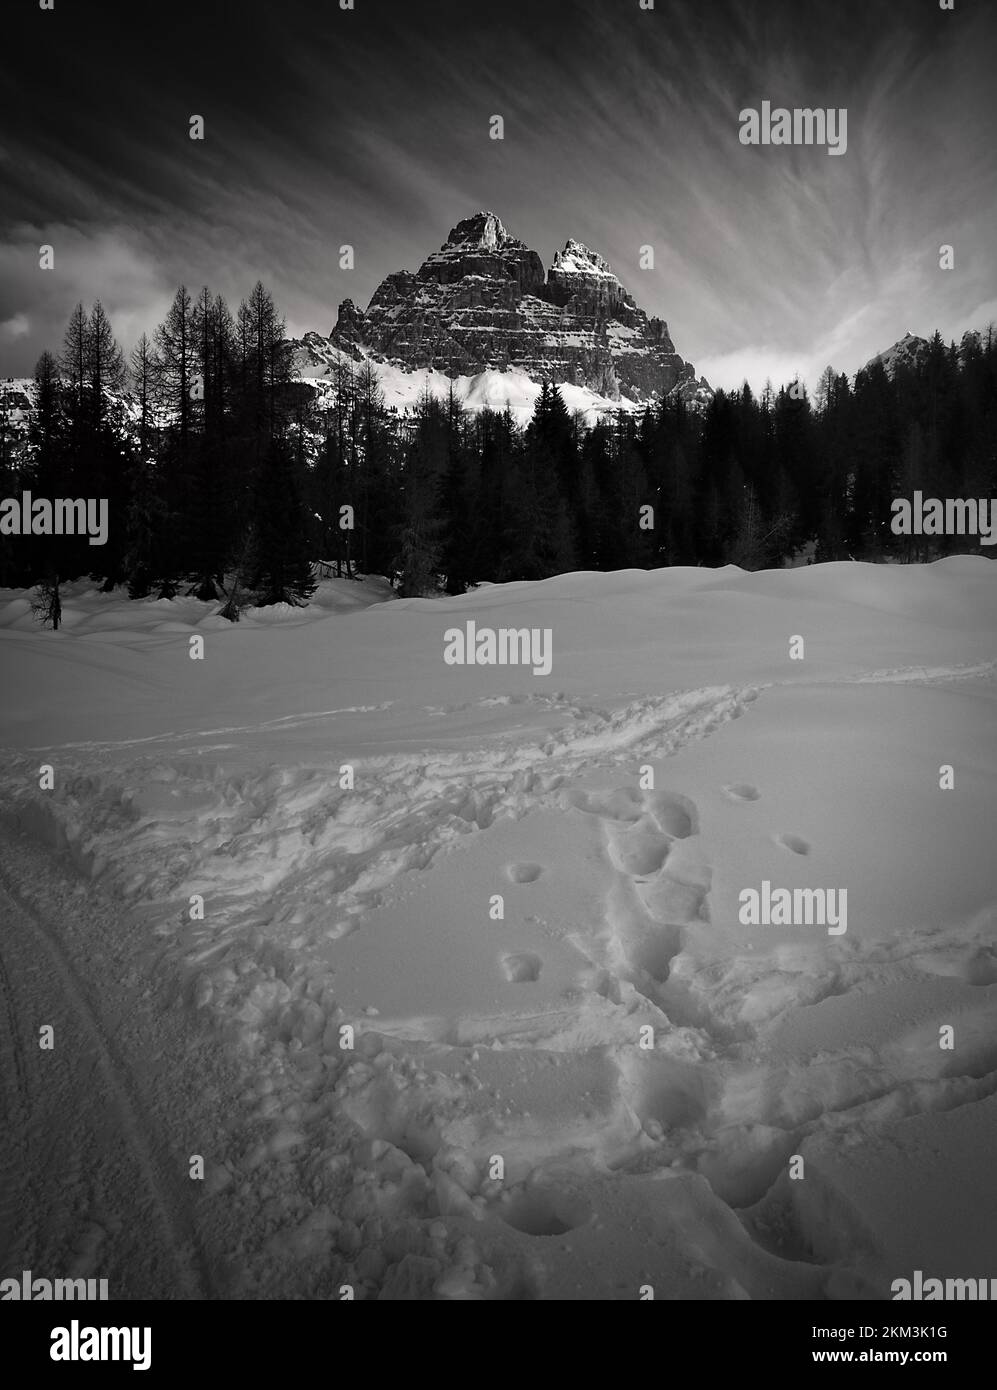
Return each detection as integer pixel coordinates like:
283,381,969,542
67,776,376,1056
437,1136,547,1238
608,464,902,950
294,212,711,408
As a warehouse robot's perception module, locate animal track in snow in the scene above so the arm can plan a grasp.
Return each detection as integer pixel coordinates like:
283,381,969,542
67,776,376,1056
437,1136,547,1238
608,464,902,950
722,783,760,802
774,833,810,856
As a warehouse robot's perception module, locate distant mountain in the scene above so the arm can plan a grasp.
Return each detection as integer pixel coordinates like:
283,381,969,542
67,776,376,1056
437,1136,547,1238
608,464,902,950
865,330,931,377
290,211,711,418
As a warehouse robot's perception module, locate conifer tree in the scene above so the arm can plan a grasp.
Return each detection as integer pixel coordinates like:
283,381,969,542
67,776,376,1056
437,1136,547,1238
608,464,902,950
251,433,316,606
396,389,445,596
28,351,71,616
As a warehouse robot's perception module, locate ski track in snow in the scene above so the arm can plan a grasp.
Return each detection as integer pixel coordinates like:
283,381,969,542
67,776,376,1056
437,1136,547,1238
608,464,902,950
0,928,39,1266
2,658,996,1298
22,704,397,754
0,855,217,1299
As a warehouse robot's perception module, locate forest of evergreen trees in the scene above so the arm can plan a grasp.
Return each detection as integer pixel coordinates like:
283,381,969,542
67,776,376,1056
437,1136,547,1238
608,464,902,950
1,282,994,625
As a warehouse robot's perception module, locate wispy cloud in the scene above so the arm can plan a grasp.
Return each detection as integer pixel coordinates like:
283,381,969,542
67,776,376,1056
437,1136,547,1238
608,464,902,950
0,0,993,384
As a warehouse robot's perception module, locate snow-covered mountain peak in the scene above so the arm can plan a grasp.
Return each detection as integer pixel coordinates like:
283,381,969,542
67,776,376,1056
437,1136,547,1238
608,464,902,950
551,239,616,278
867,331,931,377
444,210,511,249
296,213,710,411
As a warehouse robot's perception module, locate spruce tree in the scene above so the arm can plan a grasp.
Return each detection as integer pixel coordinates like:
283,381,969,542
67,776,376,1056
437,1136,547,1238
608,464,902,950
87,303,131,590
396,389,445,596
27,352,72,612
251,433,316,606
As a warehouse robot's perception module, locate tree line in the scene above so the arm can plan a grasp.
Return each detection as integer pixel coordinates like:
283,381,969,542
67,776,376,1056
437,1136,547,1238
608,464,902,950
0,284,994,626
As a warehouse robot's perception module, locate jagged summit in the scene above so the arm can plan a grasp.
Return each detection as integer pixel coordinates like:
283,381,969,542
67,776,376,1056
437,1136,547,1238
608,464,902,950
444,210,512,248
416,212,545,296
550,239,615,277
867,331,930,378
297,212,711,408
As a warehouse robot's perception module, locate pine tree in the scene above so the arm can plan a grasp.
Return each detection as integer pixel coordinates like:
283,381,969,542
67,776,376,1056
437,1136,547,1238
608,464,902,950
151,286,197,594
314,417,351,576
26,351,69,591
184,288,238,599
0,381,29,585
502,383,576,579
235,281,292,464
250,434,316,606
30,351,62,471
355,361,395,575
131,334,156,457
123,337,162,600
86,303,130,589
396,389,445,595
440,384,475,594
88,302,125,417
327,357,357,576
849,360,901,557
0,380,16,484
154,285,195,447
60,303,90,420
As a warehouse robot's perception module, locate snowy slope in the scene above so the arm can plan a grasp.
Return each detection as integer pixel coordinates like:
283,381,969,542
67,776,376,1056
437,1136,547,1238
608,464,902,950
0,558,995,1299
294,354,650,427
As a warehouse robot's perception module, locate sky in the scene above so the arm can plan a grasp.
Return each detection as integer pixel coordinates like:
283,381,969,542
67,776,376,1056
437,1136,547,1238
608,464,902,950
1,0,995,394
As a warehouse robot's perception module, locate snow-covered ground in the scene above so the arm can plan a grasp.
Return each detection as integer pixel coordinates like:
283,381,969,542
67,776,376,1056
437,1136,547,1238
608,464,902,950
0,559,995,1300
298,361,647,427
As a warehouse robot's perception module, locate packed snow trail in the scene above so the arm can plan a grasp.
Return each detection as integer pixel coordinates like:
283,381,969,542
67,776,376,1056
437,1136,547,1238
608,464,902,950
0,834,227,1299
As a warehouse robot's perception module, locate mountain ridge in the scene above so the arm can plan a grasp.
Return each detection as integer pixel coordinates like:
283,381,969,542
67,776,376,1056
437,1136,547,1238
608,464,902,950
865,330,931,378
290,211,713,412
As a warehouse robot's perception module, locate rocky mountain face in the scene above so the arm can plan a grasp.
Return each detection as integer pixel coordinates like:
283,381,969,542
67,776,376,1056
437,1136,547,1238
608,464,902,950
294,212,711,407
866,331,931,377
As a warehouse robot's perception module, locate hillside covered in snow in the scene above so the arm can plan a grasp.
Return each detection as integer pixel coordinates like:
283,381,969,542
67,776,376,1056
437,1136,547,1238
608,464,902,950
1,557,995,1299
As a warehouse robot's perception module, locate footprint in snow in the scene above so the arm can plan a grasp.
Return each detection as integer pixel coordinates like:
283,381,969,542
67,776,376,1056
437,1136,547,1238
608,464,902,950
722,782,760,802
645,790,697,838
501,952,543,983
774,832,810,856
605,818,671,877
506,862,543,884
561,786,644,822
637,870,712,926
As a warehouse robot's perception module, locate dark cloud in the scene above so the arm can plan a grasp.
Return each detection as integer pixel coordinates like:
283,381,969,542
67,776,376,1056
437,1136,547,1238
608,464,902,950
1,0,994,387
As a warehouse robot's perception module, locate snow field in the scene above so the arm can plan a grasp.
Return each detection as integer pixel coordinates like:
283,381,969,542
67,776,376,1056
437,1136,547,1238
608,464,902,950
0,557,995,1297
